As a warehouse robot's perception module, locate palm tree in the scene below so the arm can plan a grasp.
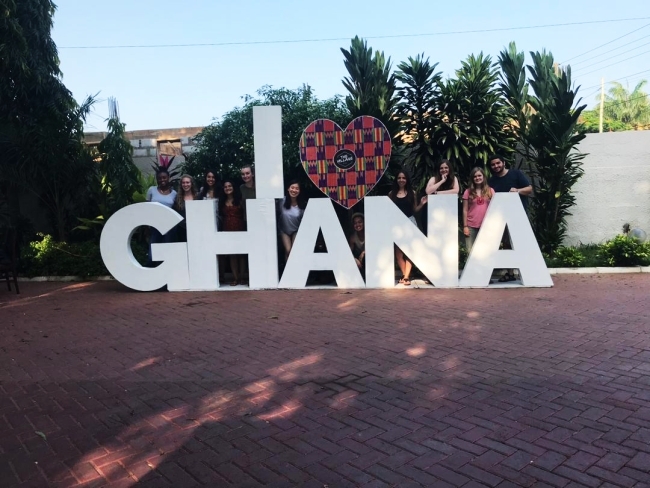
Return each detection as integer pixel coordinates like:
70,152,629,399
600,80,650,129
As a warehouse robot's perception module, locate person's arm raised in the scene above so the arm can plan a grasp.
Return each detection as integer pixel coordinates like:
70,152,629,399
425,177,440,195
436,176,460,195
415,192,427,212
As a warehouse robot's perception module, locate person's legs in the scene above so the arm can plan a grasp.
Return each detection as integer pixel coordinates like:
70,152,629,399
229,255,240,285
403,258,413,284
466,227,479,252
281,232,293,262
395,247,406,281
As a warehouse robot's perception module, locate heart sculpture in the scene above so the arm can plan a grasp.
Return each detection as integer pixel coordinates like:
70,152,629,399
299,116,391,208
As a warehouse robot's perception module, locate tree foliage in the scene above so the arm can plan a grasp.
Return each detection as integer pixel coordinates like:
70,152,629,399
97,113,141,215
0,0,98,240
433,53,514,186
602,80,650,129
499,45,587,254
181,85,350,190
578,109,634,133
395,55,442,189
341,36,400,138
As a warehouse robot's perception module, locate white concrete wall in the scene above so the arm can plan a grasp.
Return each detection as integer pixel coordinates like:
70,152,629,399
564,131,650,245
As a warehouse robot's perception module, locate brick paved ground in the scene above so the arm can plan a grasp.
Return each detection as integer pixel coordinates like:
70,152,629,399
1,275,650,487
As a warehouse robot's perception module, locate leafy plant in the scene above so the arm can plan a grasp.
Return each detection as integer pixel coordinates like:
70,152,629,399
395,54,442,190
151,155,181,182
133,173,157,203
341,36,400,139
599,235,650,267
433,53,514,186
98,104,142,214
19,233,147,277
602,80,650,129
551,247,585,267
578,109,635,133
0,0,99,241
498,45,587,255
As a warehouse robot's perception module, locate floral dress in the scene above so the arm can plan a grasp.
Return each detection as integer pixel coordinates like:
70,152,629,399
221,203,245,232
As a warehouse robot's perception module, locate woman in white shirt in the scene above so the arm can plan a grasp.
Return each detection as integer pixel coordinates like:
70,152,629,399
146,170,177,265
279,180,306,263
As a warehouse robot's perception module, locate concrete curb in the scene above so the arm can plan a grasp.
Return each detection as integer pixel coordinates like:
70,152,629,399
16,267,650,282
548,267,650,274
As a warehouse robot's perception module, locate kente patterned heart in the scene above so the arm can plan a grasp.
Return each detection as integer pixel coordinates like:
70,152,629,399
299,116,391,208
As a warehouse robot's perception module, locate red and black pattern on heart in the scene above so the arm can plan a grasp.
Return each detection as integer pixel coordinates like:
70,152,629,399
299,116,391,209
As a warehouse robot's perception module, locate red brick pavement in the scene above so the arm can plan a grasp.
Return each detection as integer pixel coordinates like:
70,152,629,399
1,275,650,487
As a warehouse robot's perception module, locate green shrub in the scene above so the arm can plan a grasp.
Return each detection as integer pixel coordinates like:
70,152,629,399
19,234,148,277
551,246,585,267
599,235,650,267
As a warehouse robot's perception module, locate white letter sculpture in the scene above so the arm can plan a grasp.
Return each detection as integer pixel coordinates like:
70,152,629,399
100,203,190,291
460,193,552,287
185,199,279,290
100,106,553,291
279,199,364,288
365,195,459,288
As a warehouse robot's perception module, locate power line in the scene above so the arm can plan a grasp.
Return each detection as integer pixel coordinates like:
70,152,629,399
579,49,650,77
560,22,650,63
59,17,650,50
582,88,602,101
604,93,650,106
570,33,650,66
572,41,650,73
579,69,650,91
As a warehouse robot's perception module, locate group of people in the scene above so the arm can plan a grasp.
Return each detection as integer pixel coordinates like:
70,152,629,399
382,155,532,284
145,155,531,285
145,164,307,285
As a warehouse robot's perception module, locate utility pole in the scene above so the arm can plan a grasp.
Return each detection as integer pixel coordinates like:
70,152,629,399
599,78,604,134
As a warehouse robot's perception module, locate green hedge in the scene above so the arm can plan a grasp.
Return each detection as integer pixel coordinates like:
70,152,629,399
545,237,650,268
16,233,650,278
19,234,147,277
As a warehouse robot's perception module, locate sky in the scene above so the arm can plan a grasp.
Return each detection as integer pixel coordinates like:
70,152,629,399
51,0,650,132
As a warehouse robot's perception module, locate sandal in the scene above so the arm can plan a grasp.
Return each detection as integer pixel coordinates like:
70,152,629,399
398,277,406,284
230,281,238,286
402,278,411,286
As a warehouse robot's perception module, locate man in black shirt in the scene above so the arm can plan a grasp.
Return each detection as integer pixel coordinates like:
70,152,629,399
488,155,533,282
488,155,532,208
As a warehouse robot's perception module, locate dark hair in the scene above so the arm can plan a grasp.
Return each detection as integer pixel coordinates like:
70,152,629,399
389,170,415,208
240,164,254,175
436,159,456,191
283,180,307,209
218,178,242,215
488,154,507,175
199,170,219,199
156,169,170,178
488,154,505,164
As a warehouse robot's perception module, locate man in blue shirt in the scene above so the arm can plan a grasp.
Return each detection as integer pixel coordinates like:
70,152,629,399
488,155,533,282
